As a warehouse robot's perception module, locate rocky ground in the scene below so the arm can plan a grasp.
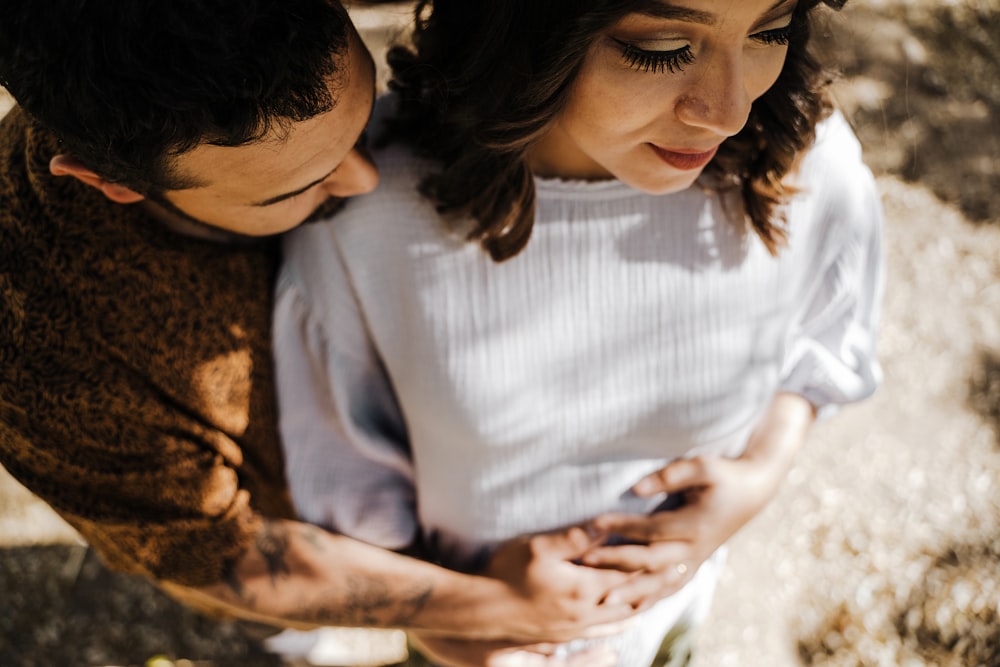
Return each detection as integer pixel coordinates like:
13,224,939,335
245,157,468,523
2,0,999,665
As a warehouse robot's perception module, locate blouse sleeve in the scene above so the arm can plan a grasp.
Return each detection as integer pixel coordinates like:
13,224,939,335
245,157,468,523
779,118,885,416
273,228,417,551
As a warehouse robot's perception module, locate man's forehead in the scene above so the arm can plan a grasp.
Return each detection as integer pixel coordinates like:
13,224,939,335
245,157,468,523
167,27,374,203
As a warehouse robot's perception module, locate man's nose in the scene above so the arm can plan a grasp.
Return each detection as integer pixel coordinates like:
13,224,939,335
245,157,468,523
323,146,379,198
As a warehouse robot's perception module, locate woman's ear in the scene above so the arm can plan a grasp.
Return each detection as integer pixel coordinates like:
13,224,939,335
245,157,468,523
49,154,146,204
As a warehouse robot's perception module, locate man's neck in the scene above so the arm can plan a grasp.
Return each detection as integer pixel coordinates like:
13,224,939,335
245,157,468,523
139,199,262,245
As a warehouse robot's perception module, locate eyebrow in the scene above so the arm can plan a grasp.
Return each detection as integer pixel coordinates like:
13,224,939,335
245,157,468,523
251,168,337,207
635,0,794,25
634,1,716,24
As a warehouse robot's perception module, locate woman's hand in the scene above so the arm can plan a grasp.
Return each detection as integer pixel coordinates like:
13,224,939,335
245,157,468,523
580,393,816,607
410,634,619,667
400,394,814,662
470,526,651,642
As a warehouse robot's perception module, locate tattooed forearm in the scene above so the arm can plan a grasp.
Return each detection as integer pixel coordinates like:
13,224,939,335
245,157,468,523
256,520,292,583
195,519,439,630
303,577,434,627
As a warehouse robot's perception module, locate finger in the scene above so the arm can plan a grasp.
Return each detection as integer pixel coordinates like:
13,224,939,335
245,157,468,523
564,644,619,667
589,509,697,544
579,595,646,629
632,457,711,497
491,644,619,667
603,567,692,609
534,525,609,561
491,649,553,667
581,542,689,572
490,646,567,667
413,636,522,667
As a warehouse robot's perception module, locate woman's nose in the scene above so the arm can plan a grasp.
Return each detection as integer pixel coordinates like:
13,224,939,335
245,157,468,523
675,52,753,137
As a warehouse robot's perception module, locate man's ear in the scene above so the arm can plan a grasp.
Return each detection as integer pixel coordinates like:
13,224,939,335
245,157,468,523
49,154,146,204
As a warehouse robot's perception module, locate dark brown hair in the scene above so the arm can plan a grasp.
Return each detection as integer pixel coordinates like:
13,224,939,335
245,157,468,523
388,0,847,261
0,0,350,194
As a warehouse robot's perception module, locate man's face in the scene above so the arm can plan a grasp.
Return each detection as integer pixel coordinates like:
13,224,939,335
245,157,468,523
151,23,378,237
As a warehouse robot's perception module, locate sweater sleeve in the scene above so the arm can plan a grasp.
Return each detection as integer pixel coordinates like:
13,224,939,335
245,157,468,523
274,226,417,551
0,277,269,587
779,116,885,415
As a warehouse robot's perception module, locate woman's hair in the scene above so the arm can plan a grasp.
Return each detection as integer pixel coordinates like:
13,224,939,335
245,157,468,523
388,0,847,262
0,0,351,194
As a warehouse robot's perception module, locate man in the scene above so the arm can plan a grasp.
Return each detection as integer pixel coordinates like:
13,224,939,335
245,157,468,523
0,1,668,661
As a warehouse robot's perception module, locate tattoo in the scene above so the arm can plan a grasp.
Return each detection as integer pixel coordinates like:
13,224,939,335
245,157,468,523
346,576,393,626
304,578,434,628
217,560,259,610
391,586,433,626
256,521,292,584
223,520,434,627
222,566,244,599
298,523,327,552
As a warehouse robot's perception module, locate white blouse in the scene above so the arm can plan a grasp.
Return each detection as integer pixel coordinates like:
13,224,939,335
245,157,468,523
274,110,883,664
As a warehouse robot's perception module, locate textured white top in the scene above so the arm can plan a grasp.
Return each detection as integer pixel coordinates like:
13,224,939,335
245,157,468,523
274,110,883,662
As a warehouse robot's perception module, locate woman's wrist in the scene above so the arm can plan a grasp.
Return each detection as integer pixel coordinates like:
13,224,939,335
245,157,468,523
747,392,814,450
741,392,815,491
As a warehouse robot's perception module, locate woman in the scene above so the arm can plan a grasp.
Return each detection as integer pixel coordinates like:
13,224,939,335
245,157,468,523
274,0,882,664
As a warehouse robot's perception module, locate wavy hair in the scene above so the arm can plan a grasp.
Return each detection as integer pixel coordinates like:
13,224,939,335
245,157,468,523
388,0,846,261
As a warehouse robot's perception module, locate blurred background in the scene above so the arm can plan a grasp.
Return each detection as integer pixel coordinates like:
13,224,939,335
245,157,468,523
2,0,998,665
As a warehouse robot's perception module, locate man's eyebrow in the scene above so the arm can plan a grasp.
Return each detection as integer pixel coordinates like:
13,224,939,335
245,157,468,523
252,83,377,208
252,168,337,207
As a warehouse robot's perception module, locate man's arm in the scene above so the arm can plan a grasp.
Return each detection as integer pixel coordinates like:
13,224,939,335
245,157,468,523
161,517,647,643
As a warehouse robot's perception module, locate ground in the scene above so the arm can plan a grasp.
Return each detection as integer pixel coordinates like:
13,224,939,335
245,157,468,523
2,0,999,665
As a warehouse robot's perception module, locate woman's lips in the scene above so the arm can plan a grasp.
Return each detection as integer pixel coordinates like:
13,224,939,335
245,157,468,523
650,144,720,171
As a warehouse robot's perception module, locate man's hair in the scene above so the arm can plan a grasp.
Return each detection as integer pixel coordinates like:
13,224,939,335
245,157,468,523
387,0,847,262
0,0,351,192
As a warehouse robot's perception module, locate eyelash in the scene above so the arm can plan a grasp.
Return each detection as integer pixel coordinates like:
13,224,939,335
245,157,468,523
616,39,694,74
752,26,793,46
615,25,793,74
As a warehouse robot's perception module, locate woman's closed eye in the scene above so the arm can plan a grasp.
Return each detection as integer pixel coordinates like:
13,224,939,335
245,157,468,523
615,21,794,75
750,24,793,47
614,38,695,74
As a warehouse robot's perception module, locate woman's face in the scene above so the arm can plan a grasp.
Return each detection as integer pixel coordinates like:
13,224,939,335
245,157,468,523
528,0,798,194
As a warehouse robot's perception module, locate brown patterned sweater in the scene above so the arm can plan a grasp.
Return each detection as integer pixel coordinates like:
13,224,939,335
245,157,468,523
0,107,296,586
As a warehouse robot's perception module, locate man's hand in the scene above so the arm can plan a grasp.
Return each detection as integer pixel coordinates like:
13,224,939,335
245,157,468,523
404,523,671,665
579,393,815,607
477,526,651,641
